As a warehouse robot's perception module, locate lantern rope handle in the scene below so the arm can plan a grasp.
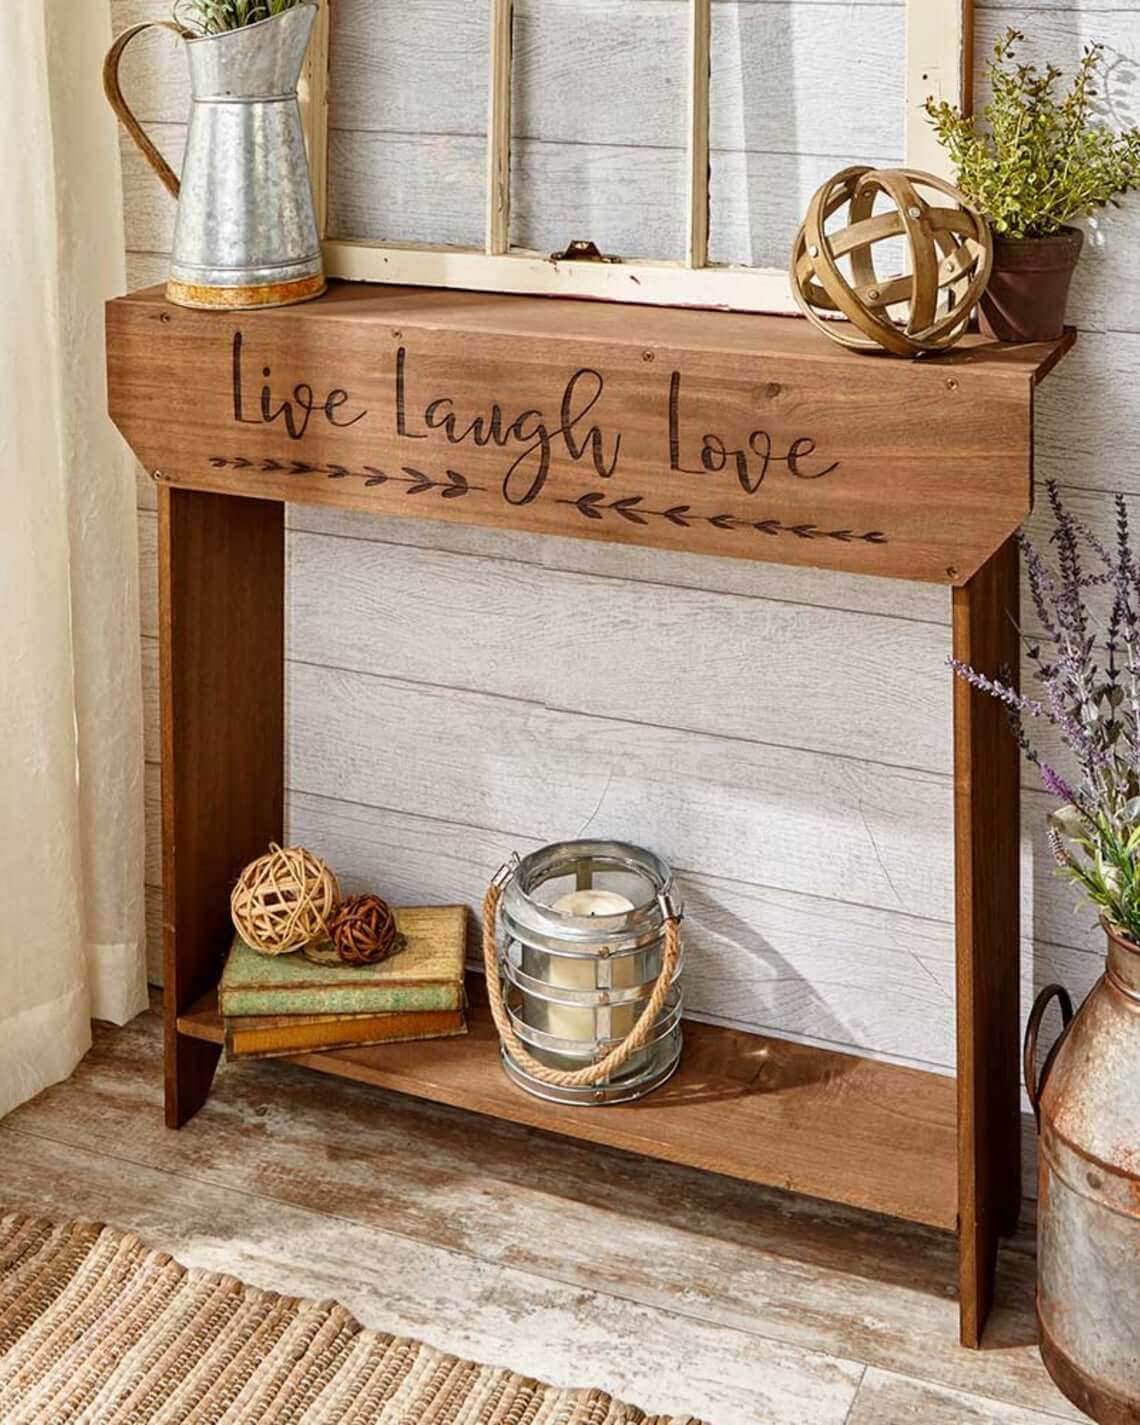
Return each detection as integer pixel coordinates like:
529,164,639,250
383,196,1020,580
481,874,680,1089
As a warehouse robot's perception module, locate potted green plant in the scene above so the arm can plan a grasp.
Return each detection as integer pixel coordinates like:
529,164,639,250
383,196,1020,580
925,29,1140,341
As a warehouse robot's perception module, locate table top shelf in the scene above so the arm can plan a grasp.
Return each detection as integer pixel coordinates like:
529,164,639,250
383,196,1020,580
106,283,1074,587
178,980,958,1231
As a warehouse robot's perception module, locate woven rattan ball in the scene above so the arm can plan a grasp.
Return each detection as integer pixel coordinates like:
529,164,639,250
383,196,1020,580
790,166,992,356
328,894,406,966
230,843,340,956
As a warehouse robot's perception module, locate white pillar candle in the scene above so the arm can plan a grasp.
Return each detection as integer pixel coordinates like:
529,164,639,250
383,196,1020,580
551,889,636,919
544,889,638,1042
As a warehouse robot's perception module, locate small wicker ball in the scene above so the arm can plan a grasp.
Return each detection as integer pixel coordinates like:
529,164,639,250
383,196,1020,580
327,894,405,966
790,166,993,356
230,843,340,956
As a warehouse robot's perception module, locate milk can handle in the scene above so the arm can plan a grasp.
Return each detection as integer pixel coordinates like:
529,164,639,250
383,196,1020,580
1024,983,1074,1129
482,866,680,1090
103,23,189,201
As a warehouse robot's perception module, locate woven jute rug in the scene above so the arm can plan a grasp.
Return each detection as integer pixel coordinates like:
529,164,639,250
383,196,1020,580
0,1212,705,1423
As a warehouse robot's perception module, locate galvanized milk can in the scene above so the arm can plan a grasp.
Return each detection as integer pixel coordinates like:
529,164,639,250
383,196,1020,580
1026,923,1140,1422
482,841,684,1105
104,5,325,309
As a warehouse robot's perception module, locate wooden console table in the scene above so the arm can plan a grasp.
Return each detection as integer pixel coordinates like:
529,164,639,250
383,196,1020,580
105,282,1073,1347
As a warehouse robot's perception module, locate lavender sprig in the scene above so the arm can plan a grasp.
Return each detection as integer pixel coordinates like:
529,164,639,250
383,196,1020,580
947,659,1042,716
953,487,1140,945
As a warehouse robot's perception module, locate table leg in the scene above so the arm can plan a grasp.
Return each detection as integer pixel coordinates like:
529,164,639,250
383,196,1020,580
952,536,1022,1347
159,485,284,1127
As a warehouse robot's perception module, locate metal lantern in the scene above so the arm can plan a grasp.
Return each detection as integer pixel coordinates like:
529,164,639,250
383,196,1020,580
482,840,684,1106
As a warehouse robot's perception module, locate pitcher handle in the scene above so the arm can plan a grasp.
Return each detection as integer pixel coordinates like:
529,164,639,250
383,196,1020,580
1024,983,1074,1130
103,23,190,201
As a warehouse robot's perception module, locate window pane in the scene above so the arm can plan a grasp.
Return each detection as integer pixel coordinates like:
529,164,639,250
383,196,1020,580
327,0,488,247
708,0,905,268
509,0,688,261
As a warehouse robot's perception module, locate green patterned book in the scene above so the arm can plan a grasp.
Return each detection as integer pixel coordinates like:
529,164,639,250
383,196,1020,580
220,905,467,1017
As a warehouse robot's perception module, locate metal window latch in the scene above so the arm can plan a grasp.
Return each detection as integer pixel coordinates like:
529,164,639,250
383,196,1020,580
550,239,621,264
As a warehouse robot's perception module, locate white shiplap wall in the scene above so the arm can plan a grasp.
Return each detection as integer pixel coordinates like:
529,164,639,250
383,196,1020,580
116,2,1138,1125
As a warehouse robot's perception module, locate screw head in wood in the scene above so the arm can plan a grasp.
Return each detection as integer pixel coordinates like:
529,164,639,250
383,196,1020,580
908,205,922,219
866,287,881,301
808,244,819,258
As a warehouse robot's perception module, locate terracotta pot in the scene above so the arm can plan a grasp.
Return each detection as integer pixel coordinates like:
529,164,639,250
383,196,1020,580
978,226,1083,342
1026,920,1140,1424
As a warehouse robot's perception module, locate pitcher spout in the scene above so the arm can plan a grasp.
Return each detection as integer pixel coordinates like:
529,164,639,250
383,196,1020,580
185,2,317,100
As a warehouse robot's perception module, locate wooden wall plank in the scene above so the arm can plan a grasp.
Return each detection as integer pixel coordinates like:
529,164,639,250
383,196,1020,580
119,124,184,253
287,504,952,622
708,148,901,267
323,0,902,154
286,662,952,916
329,0,489,137
329,132,487,247
321,136,905,269
283,529,954,769
708,1,904,157
109,0,188,120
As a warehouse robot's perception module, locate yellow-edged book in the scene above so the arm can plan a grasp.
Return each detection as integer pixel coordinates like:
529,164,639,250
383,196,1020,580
224,1005,466,1060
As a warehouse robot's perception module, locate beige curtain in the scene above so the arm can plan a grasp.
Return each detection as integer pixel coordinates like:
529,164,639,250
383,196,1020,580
0,0,147,1117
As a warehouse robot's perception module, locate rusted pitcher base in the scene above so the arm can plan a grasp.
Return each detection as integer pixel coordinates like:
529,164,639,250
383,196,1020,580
165,274,326,311
1040,1311,1140,1425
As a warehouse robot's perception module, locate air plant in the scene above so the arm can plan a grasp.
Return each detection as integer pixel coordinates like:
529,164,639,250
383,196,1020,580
173,0,306,35
951,482,1140,944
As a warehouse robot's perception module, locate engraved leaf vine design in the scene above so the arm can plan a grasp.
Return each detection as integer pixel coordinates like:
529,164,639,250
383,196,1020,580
208,457,479,498
560,492,888,544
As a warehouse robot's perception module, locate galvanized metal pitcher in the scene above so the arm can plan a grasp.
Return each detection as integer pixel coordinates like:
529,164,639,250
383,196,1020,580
1026,924,1140,1423
104,4,325,310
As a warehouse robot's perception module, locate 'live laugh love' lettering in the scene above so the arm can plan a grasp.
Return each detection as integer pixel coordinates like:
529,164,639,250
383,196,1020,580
231,332,842,510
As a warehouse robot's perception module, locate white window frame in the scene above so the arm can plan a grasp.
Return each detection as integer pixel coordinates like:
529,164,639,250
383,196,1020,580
300,0,971,314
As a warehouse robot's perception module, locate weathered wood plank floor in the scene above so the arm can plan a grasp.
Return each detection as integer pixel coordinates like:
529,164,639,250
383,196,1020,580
2,1002,1078,1424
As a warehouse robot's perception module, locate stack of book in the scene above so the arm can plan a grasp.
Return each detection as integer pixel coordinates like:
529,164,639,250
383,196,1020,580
220,905,468,1060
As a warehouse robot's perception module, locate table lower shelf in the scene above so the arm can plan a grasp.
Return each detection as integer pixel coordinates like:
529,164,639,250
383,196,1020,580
178,984,958,1232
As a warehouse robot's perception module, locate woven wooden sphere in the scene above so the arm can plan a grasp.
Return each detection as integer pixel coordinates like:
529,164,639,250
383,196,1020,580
790,166,992,356
230,843,340,956
328,894,406,966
